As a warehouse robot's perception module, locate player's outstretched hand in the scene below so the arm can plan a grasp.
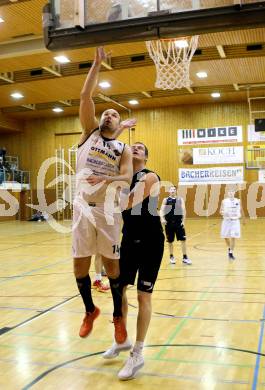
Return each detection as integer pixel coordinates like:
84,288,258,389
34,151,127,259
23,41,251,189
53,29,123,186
120,118,137,130
95,47,111,65
112,118,137,138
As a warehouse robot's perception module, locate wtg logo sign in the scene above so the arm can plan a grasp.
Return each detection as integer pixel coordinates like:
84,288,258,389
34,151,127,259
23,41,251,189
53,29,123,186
178,126,243,145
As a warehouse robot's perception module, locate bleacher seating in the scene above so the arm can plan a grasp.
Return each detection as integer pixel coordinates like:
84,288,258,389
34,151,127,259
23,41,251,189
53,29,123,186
0,154,30,190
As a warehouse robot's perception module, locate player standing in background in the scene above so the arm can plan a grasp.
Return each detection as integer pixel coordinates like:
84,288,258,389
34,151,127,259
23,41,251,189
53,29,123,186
220,189,244,260
160,185,192,265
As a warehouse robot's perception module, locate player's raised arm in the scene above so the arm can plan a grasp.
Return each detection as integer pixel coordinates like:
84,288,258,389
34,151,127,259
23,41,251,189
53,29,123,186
79,47,107,144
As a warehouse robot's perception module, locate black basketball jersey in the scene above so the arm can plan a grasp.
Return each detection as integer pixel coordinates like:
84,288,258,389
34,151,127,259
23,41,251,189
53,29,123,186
122,168,163,237
164,197,183,222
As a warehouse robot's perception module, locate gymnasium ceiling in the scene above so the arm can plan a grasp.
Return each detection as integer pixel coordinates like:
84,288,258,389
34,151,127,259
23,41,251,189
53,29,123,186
1,0,265,130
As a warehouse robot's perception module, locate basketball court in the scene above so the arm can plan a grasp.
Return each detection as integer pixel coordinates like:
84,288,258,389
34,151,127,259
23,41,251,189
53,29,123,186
1,0,265,388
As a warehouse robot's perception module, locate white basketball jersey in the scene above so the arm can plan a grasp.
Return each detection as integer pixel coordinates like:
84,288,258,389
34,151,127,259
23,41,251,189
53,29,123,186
76,128,125,203
222,197,241,220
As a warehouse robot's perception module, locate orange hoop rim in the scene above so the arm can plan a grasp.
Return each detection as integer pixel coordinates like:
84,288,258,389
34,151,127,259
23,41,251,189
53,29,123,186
147,35,197,43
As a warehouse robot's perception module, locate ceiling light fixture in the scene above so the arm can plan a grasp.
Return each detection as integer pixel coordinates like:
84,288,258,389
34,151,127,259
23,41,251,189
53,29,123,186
196,71,208,78
0,17,4,23
99,81,111,88
52,107,64,113
129,100,139,105
11,92,24,99
211,92,221,98
54,55,70,64
175,40,188,48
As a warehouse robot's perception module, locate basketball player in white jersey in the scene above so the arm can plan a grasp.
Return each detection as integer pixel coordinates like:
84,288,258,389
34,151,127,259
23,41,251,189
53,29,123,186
73,47,136,343
160,185,192,265
220,189,243,260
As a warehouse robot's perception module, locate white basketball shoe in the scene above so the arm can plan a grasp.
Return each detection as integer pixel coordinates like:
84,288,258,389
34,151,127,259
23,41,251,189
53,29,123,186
102,338,132,359
118,351,144,380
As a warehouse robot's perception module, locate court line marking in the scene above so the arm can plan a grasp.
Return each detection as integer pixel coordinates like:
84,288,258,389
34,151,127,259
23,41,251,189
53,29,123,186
154,287,212,359
0,304,262,325
4,270,265,280
7,328,264,365
3,283,265,295
0,352,254,369
0,253,67,272
0,235,67,253
20,351,104,390
153,264,265,360
1,221,262,386
0,355,254,377
0,218,256,386
159,267,265,272
1,342,263,359
153,246,253,359
157,274,265,279
0,294,79,336
0,257,71,286
0,228,214,336
21,364,250,389
252,305,265,390
20,343,263,389
0,272,73,279
0,303,264,326
0,295,74,298
0,269,133,333
153,288,265,295
140,221,226,360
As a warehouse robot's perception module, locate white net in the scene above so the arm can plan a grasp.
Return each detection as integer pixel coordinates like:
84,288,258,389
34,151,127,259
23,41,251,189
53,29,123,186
146,36,199,90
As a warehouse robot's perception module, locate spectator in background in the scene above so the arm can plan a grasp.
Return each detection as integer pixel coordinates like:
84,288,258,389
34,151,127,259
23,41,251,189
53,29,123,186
29,211,46,222
0,147,7,165
0,157,4,185
3,160,12,181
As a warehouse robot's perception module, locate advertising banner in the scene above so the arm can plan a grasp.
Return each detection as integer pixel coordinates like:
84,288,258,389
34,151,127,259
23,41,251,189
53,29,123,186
179,166,244,184
178,126,243,145
192,146,244,165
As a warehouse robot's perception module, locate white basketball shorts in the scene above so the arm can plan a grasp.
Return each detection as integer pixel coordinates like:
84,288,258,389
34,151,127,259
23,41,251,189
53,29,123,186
72,198,122,259
221,219,241,239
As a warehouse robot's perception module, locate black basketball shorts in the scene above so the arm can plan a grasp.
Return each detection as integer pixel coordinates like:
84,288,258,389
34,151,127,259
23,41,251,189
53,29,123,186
119,232,164,293
165,220,186,242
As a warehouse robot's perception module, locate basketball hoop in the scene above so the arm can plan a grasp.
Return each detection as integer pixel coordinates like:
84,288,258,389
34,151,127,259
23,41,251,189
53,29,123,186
146,36,199,90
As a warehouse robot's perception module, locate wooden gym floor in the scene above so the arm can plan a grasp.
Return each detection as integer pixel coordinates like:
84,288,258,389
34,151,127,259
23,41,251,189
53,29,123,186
0,218,265,389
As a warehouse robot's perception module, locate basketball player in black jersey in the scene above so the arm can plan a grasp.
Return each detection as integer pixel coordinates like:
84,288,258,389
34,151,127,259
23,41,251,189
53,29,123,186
103,142,164,380
160,186,192,265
